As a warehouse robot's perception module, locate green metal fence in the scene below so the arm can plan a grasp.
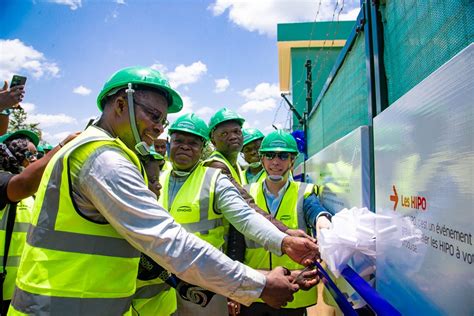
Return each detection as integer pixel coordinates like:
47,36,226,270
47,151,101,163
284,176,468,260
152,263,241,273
303,0,473,157
307,33,368,155
380,0,474,105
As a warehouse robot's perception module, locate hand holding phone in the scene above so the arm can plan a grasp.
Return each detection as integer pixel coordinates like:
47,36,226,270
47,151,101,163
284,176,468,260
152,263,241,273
0,75,27,111
10,75,27,88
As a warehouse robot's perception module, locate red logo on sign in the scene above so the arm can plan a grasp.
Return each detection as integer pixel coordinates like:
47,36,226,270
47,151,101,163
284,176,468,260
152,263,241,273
390,185,399,211
390,185,428,211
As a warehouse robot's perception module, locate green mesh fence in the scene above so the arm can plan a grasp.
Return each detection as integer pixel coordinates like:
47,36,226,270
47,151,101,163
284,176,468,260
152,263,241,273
381,0,474,105
306,33,368,156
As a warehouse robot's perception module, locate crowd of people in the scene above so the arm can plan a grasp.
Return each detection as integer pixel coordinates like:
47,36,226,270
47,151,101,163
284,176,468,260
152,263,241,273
0,66,334,316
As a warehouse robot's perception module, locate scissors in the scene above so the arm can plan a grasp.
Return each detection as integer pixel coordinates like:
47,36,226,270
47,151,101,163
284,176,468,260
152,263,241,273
292,261,319,284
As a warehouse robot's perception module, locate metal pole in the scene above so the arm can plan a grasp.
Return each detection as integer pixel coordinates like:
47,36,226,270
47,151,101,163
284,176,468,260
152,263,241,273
303,59,313,182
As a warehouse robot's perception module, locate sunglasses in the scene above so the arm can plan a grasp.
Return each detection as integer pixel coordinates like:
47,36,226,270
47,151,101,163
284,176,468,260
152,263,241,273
24,151,38,162
261,152,292,161
134,100,169,128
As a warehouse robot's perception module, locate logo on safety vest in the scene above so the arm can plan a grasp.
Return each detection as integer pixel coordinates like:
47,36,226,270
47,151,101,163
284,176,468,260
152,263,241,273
280,215,292,221
177,206,192,212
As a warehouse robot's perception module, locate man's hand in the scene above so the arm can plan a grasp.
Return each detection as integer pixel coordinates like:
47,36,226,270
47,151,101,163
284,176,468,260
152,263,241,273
281,236,320,266
59,131,81,147
260,267,299,309
291,269,320,291
316,216,332,237
227,299,240,315
286,229,316,243
0,81,24,111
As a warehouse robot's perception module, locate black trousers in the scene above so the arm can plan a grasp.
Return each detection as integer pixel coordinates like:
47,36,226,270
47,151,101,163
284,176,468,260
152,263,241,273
240,302,307,316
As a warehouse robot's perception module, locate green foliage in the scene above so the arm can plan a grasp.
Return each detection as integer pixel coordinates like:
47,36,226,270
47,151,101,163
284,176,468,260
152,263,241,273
7,107,42,138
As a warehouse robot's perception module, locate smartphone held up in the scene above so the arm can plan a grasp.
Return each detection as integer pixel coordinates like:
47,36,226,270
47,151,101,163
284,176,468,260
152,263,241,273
10,75,27,88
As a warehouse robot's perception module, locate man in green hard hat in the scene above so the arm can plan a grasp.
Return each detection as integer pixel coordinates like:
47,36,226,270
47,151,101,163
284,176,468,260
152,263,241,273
9,67,299,315
241,127,266,184
204,108,318,263
143,113,319,315
240,129,333,316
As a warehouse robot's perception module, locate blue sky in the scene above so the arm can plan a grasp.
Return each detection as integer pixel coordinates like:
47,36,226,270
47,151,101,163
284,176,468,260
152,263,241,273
0,0,358,144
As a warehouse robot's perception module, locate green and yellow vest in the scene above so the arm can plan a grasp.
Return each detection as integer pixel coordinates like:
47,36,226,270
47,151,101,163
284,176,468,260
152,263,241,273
204,151,247,186
244,181,317,309
158,164,224,249
9,126,146,316
1,197,34,301
244,168,266,184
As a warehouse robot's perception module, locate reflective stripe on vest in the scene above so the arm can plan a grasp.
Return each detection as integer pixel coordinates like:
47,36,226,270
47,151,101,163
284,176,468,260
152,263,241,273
159,165,224,249
11,126,144,315
0,197,34,300
244,181,317,309
134,283,171,299
11,286,132,315
204,151,247,185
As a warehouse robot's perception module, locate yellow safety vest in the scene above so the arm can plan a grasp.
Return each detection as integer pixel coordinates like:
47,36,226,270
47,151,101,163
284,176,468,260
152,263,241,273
0,197,34,300
244,181,317,309
9,126,146,316
161,160,172,173
244,168,266,184
158,165,224,249
132,164,222,315
204,151,247,185
132,279,175,316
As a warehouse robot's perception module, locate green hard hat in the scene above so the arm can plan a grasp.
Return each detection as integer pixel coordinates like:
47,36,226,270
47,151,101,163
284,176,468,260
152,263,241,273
0,129,40,147
37,145,45,153
259,129,298,153
43,143,53,151
97,66,183,114
208,108,245,136
242,128,264,147
169,113,209,141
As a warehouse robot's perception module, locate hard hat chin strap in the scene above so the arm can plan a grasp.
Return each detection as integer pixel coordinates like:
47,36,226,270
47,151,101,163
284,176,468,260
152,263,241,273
126,83,150,156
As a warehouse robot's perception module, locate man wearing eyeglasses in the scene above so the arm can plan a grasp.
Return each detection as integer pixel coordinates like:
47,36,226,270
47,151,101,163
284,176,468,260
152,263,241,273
9,67,300,315
239,129,334,316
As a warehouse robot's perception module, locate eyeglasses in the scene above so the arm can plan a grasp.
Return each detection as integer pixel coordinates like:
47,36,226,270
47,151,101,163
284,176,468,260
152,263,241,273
261,152,292,161
24,151,38,162
134,99,169,128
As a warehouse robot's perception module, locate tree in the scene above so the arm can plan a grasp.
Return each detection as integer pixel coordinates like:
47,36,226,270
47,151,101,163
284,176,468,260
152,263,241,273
7,106,42,137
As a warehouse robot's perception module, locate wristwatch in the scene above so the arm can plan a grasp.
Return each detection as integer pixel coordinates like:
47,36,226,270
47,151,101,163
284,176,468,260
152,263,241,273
318,212,332,222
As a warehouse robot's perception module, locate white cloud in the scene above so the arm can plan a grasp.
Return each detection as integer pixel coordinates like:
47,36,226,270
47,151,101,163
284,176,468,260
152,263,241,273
115,0,126,4
240,82,280,100
340,7,360,20
209,0,360,37
167,95,194,123
150,61,207,88
73,85,92,96
195,106,215,121
27,113,77,128
238,82,280,113
41,131,76,144
240,98,277,113
20,102,36,113
150,63,168,73
214,78,230,93
49,0,82,10
196,106,215,116
0,39,60,81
